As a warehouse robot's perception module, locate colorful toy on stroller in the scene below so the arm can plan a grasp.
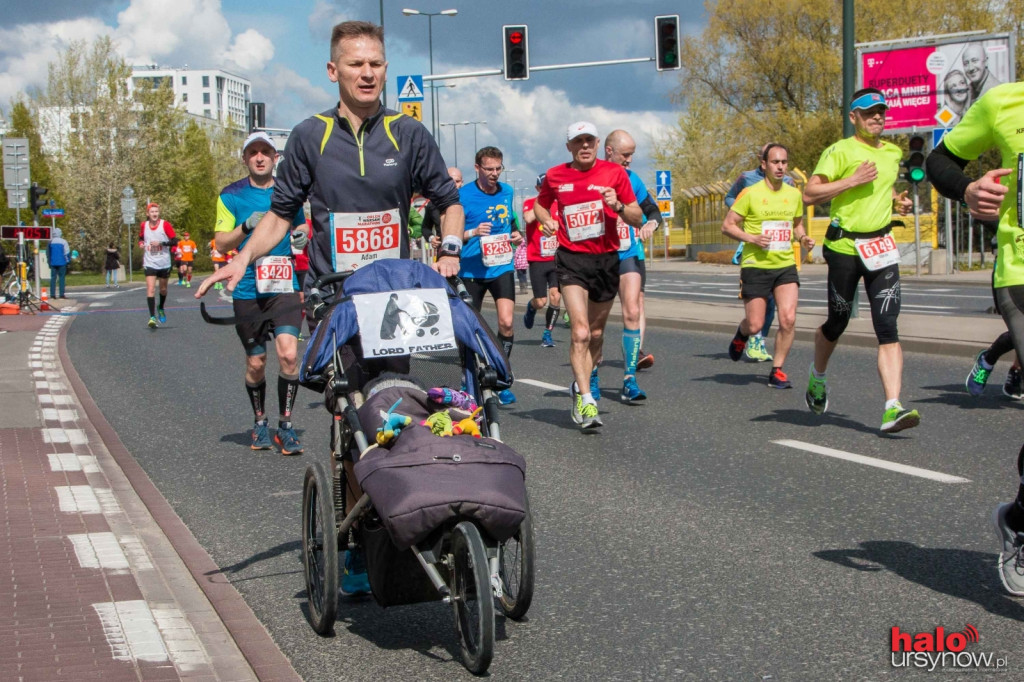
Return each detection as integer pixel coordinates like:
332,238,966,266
298,259,535,674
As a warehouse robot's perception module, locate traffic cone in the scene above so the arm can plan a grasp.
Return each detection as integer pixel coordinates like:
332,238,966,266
40,288,49,311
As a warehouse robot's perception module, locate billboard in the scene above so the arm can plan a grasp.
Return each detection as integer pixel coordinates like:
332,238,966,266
859,33,1015,134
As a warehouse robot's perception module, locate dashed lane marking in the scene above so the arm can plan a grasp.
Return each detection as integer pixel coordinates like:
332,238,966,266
517,378,570,393
773,439,970,483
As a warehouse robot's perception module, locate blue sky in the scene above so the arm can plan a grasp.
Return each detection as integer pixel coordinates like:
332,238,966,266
0,0,702,197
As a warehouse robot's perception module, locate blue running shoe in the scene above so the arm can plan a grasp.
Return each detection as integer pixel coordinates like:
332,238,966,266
274,426,304,455
158,309,167,324
341,549,371,596
497,388,517,405
541,330,555,348
621,376,647,403
523,301,536,329
590,368,600,401
250,422,272,450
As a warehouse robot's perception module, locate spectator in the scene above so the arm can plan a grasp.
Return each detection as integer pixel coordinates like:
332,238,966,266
104,243,121,288
47,227,70,299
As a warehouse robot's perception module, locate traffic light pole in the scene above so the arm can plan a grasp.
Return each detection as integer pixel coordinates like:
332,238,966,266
32,212,40,299
913,184,921,277
422,56,654,82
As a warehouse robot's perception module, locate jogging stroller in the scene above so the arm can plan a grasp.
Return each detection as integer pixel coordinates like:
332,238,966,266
298,259,535,675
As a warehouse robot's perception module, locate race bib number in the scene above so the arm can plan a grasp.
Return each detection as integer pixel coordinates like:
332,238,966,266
182,244,193,254
762,220,792,252
148,241,164,254
563,200,605,242
855,234,900,271
353,288,457,358
540,234,558,257
617,218,632,252
254,255,294,294
480,233,513,267
330,209,401,271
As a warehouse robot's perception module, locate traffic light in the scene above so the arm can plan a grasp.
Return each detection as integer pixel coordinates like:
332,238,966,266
30,183,48,216
902,135,926,184
503,25,529,81
655,15,680,71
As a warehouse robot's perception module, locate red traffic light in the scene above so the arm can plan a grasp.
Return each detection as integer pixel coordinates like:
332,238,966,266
508,31,523,45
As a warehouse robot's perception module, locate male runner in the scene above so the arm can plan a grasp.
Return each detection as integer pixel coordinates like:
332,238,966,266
924,80,1024,595
215,131,308,455
523,173,561,348
534,121,642,428
725,143,799,362
458,146,522,405
722,143,813,388
177,231,197,287
209,238,227,290
801,88,917,433
138,203,176,328
196,20,463,596
172,243,183,285
425,167,464,249
590,129,663,403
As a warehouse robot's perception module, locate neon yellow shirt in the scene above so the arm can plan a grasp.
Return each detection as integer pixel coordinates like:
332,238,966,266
942,82,1024,288
732,179,804,269
812,136,901,256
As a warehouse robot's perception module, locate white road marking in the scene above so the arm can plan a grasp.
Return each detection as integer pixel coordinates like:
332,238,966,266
93,601,170,662
89,302,112,308
773,439,970,483
42,408,79,422
69,532,130,573
56,485,102,513
48,453,99,473
517,378,570,393
42,427,88,444
152,607,209,669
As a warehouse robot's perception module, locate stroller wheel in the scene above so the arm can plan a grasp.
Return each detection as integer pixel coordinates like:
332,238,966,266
498,496,535,620
449,521,495,674
302,462,339,634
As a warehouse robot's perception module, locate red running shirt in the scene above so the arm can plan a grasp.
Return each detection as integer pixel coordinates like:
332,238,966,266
536,160,636,254
523,196,562,262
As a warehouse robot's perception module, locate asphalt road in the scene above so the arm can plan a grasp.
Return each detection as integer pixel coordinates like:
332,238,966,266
66,281,1024,680
644,271,994,318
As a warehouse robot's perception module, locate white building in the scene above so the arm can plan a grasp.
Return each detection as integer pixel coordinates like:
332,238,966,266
129,66,251,131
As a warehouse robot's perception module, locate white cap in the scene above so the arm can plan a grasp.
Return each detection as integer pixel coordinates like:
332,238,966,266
566,121,598,141
242,131,277,154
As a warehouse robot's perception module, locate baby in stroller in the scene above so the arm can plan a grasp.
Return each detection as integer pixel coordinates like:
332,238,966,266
298,259,534,674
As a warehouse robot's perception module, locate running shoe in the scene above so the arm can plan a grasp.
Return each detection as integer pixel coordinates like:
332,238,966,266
571,381,583,423
250,422,272,450
880,401,920,433
523,301,536,329
497,389,517,405
274,427,304,455
147,316,158,329
965,351,991,396
214,282,224,290
340,548,371,596
621,376,647,403
993,503,1024,596
637,351,655,370
541,330,555,347
185,281,191,288
745,335,773,362
728,336,746,362
590,368,601,401
579,401,602,429
805,367,828,415
562,311,570,328
158,309,167,324
768,367,792,389
1004,367,1024,400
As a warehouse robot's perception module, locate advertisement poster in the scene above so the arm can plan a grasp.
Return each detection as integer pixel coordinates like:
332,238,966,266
859,34,1014,133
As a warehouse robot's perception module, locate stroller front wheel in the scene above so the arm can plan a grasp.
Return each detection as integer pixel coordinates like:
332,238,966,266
449,521,495,674
302,462,339,634
498,497,535,620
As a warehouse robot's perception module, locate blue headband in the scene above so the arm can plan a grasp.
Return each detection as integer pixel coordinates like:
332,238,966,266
850,92,888,112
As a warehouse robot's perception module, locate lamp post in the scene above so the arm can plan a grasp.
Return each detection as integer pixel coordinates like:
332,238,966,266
426,83,456,134
464,120,487,153
402,8,457,139
439,121,471,166
120,186,137,283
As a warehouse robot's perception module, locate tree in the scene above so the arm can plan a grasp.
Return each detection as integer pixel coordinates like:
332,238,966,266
656,0,1007,190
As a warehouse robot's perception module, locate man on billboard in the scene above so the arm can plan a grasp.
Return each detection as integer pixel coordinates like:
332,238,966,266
961,43,1003,101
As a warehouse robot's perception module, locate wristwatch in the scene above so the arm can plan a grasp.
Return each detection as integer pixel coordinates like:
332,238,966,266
439,235,462,258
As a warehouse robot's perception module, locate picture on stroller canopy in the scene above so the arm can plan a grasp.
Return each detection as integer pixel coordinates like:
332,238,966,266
297,258,535,675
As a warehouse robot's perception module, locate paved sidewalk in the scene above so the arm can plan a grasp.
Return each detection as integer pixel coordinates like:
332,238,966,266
0,306,299,681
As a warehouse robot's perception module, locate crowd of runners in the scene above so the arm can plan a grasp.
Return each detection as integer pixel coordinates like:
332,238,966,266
120,19,1024,598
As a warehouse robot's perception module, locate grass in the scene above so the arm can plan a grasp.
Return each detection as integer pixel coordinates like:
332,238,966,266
60,270,214,287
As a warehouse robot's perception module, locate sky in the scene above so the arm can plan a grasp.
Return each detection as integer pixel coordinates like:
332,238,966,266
0,0,702,199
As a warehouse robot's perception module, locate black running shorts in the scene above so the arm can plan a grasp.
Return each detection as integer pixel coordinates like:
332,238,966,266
555,249,620,303
233,292,302,356
740,265,799,300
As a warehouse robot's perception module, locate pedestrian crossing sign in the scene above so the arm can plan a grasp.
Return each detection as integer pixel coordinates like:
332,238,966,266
397,75,424,102
656,186,672,200
402,102,423,121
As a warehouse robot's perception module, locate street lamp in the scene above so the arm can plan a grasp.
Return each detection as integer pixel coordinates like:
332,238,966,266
120,186,137,282
439,121,471,166
426,83,456,134
402,8,457,139
464,120,487,153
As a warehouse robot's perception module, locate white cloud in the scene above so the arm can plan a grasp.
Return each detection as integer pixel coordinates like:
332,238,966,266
225,29,275,72
307,0,360,43
253,65,333,128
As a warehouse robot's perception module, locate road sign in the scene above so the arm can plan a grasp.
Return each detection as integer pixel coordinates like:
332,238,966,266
402,102,423,121
397,75,424,102
932,127,948,148
3,137,30,191
41,208,64,218
658,199,674,219
655,169,672,203
1,225,51,241
6,189,27,209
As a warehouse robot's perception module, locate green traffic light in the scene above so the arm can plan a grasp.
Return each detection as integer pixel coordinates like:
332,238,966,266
909,167,926,183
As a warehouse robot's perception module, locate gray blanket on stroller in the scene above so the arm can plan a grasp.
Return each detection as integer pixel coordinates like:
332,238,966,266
353,386,527,550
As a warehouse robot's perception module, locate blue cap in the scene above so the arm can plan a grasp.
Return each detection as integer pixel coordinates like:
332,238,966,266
535,173,546,187
849,92,888,112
